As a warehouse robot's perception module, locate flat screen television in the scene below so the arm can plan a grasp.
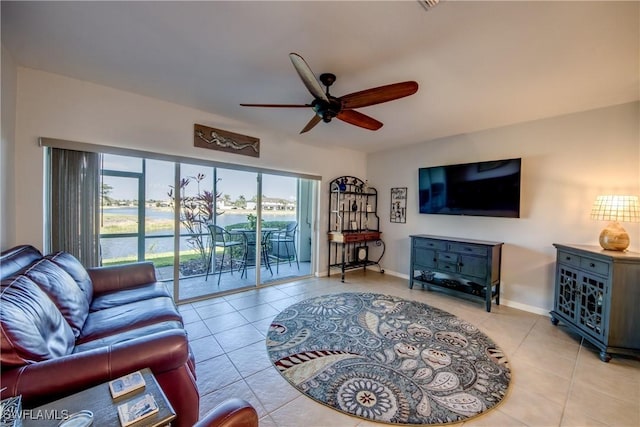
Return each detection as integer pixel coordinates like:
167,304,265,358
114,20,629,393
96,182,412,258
418,158,521,218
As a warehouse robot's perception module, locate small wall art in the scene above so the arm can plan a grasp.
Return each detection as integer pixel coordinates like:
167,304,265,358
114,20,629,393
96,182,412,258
194,124,260,158
390,187,407,223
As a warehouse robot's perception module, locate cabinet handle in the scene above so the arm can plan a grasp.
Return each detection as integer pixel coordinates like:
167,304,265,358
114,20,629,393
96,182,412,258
565,256,571,261
590,263,595,268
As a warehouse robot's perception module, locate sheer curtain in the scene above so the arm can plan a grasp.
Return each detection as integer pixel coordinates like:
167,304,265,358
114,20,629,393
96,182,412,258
48,148,101,267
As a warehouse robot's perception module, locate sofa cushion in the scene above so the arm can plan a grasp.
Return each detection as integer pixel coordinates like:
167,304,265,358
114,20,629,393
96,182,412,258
72,320,184,353
90,282,172,311
1,275,75,366
46,252,93,304
76,297,183,344
0,245,43,280
23,259,89,337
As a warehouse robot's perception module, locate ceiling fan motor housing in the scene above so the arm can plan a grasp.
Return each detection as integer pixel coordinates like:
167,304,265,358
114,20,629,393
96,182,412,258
312,97,342,122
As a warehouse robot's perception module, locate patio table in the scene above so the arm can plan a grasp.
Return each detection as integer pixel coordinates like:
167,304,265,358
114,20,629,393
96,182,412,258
230,228,278,276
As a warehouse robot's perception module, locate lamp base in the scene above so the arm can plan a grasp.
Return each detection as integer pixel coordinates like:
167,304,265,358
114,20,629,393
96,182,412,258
599,221,630,251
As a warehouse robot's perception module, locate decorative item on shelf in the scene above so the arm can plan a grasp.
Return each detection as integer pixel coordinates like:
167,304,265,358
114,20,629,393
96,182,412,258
590,195,639,251
355,246,368,262
351,200,358,212
338,178,347,192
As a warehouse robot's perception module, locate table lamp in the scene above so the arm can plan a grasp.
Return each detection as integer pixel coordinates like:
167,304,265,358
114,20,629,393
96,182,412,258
590,195,639,251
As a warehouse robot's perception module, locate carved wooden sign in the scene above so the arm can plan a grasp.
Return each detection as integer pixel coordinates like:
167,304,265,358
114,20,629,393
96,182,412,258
194,124,260,157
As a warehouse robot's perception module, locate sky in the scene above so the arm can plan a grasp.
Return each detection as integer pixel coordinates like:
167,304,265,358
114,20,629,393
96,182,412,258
102,154,297,201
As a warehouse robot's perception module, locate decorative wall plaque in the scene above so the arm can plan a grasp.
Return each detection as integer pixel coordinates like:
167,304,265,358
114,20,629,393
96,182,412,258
194,124,260,157
390,187,407,223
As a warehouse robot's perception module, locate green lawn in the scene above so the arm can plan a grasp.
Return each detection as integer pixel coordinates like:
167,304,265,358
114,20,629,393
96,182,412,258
100,220,291,267
102,250,200,267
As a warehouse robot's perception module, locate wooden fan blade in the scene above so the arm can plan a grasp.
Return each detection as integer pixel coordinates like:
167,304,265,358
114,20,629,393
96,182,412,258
341,81,418,109
289,53,329,102
240,103,311,108
300,115,322,134
336,110,383,131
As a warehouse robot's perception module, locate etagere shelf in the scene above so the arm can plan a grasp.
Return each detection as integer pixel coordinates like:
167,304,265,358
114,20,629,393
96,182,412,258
327,176,385,282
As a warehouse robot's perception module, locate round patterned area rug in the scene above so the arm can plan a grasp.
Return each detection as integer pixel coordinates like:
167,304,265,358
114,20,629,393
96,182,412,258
266,292,511,425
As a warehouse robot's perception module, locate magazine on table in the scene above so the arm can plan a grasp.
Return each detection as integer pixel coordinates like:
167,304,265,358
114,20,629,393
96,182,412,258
108,371,146,399
117,393,159,427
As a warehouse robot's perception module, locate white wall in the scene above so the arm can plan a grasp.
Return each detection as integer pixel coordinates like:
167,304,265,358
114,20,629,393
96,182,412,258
1,45,18,251
9,67,640,314
12,67,367,271
368,102,640,314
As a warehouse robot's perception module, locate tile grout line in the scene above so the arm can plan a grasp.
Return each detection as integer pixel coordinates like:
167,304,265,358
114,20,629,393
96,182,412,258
558,336,584,426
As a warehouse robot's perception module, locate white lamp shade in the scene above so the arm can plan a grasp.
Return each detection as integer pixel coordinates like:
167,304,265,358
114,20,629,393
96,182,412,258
590,195,640,223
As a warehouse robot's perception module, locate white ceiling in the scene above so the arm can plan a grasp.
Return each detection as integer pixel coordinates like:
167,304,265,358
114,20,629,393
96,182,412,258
2,1,638,153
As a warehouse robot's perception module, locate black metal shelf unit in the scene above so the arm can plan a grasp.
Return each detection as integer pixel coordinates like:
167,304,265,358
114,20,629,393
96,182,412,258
327,176,385,282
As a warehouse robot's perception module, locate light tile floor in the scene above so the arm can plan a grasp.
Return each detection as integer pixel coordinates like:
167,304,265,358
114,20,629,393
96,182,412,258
178,271,640,427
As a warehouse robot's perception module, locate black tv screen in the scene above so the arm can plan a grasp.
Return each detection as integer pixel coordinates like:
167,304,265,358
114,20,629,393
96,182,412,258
418,158,521,218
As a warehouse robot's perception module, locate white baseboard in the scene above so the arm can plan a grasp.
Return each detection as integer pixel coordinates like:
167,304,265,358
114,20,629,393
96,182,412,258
499,299,550,316
381,269,407,279
319,268,550,316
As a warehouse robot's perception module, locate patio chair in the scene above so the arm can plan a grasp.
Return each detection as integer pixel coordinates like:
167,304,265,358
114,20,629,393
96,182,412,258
205,224,244,286
239,229,273,278
269,222,299,273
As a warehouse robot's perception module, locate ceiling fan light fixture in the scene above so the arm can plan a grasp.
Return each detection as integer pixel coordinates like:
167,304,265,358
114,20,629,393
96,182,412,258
418,0,440,11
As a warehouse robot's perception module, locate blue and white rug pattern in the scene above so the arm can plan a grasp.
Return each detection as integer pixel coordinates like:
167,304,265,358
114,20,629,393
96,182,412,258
266,292,510,425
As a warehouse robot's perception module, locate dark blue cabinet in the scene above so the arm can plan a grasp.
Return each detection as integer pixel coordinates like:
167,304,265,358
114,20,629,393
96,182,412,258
409,235,503,312
551,244,640,362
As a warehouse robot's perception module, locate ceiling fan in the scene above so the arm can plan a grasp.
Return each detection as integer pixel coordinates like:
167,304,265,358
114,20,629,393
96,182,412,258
240,53,419,134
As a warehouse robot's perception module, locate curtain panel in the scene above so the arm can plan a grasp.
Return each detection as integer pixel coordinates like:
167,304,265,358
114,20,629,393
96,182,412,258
48,148,101,267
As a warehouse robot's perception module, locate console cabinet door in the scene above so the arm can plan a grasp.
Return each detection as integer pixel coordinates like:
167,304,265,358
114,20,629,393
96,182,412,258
555,263,579,323
459,255,487,279
413,247,436,269
576,272,609,341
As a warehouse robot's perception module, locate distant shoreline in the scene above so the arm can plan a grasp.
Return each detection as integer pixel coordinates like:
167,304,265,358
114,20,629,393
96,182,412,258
101,206,296,234
102,206,295,216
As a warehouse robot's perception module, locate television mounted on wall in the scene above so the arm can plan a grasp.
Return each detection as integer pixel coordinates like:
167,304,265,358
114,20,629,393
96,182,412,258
418,158,521,218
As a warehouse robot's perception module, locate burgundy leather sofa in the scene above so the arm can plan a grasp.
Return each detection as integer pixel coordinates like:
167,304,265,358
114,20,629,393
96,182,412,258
194,399,259,427
0,245,257,427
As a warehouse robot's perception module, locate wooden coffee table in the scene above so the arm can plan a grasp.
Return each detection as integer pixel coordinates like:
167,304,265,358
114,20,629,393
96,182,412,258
22,368,175,426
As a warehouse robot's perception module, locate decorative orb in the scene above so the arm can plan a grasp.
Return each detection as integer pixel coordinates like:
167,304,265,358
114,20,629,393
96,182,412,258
599,222,630,251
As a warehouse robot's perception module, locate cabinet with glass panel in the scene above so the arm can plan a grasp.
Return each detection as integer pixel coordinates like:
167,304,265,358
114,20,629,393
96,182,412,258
551,244,640,362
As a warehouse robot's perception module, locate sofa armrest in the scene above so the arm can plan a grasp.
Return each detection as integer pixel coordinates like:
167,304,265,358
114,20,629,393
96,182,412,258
194,399,258,427
0,329,189,406
88,262,157,295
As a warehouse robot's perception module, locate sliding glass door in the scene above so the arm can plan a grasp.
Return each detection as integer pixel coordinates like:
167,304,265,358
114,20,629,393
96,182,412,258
261,175,313,282
96,152,317,303
99,155,144,266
